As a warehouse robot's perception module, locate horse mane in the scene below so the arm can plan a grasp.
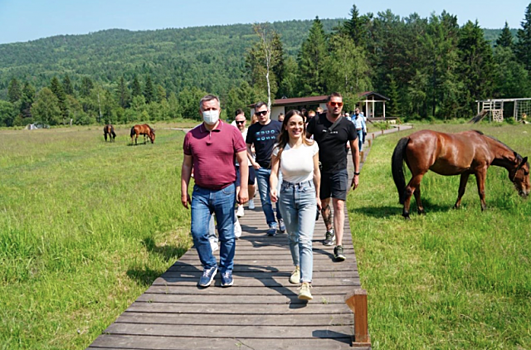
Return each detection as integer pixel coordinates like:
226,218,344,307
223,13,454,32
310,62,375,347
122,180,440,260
479,132,523,161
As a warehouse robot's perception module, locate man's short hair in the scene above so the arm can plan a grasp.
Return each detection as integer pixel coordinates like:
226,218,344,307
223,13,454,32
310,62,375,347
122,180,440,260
254,101,267,111
199,94,220,109
235,108,245,117
327,92,343,101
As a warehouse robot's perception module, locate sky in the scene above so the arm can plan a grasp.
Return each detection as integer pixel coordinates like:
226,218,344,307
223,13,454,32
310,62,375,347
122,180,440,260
0,0,529,45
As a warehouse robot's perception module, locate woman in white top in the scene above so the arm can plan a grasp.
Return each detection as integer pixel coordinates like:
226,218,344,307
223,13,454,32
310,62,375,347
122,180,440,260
270,110,321,301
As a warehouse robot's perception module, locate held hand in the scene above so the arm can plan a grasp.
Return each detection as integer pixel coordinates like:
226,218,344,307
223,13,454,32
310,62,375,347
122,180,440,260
253,163,261,170
270,189,278,203
316,198,322,211
181,193,191,209
351,174,359,190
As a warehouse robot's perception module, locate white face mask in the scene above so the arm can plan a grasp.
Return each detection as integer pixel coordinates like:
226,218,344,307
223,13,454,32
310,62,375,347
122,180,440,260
202,110,219,125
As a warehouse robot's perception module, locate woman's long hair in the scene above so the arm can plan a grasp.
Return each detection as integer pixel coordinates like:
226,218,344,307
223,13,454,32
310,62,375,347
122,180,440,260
275,109,314,155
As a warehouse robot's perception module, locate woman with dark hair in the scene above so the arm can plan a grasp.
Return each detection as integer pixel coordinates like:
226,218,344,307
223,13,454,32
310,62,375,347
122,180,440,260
269,110,321,300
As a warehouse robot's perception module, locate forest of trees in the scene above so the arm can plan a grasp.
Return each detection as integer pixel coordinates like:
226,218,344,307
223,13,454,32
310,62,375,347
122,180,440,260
0,4,530,127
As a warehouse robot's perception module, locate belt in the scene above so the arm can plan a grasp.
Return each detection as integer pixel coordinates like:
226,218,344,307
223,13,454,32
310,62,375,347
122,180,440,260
282,180,313,188
356,128,362,131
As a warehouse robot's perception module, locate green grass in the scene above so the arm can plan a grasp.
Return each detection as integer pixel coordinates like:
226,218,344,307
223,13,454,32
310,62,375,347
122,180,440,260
2,122,530,349
349,124,531,349
0,124,192,349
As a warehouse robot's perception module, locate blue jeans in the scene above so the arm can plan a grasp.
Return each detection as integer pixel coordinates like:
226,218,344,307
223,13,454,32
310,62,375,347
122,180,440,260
278,180,316,283
191,183,236,273
357,129,364,151
255,167,282,228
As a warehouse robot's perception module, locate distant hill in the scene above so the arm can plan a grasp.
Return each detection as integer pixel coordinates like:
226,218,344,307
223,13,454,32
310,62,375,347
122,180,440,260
0,19,514,100
0,19,342,100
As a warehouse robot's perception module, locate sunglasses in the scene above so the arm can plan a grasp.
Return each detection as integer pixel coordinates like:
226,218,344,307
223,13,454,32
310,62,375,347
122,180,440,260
329,102,343,107
255,110,268,116
235,120,245,124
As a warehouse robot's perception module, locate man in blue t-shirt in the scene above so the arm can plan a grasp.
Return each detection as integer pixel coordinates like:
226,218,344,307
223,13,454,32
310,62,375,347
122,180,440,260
246,101,284,236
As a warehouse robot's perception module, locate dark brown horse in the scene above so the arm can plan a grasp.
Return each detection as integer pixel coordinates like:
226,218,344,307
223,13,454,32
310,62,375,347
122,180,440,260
103,124,116,142
130,124,155,145
392,130,529,219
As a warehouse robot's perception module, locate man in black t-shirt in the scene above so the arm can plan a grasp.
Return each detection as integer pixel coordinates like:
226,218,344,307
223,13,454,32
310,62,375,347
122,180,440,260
306,92,360,261
246,102,284,236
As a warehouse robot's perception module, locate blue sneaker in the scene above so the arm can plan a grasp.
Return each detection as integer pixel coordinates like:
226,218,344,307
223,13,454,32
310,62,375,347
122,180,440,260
198,266,217,287
278,219,286,233
221,270,234,287
267,225,277,236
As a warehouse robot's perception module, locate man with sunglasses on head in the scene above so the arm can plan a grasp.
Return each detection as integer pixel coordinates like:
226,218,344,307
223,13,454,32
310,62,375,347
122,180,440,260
306,92,360,261
246,102,285,236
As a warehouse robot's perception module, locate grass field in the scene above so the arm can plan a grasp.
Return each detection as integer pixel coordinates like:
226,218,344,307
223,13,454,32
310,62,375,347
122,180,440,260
0,124,193,349
349,123,531,349
0,122,530,349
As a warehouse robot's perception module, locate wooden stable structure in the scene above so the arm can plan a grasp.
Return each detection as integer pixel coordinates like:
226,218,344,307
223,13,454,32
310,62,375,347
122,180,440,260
476,97,531,122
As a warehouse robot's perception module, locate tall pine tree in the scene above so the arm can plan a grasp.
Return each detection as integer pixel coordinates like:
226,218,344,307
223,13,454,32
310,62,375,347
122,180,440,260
496,22,514,48
515,3,531,71
298,17,329,95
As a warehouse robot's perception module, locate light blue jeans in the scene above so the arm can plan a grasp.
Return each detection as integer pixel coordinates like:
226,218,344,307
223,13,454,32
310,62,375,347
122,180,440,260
191,183,236,273
255,167,282,228
278,180,316,283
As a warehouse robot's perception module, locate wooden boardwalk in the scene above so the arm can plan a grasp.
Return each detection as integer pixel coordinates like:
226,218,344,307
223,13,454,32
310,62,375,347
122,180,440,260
88,126,413,349
88,205,367,349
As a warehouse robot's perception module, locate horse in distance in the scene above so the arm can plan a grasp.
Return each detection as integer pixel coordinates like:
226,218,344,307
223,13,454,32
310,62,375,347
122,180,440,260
392,129,529,219
130,124,155,145
103,124,116,142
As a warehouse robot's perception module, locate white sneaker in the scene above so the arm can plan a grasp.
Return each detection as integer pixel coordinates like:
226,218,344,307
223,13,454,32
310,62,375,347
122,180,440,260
234,219,242,239
236,205,245,218
248,199,255,210
209,237,219,252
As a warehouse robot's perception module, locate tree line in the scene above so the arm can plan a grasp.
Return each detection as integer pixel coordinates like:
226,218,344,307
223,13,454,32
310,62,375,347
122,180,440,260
1,4,531,127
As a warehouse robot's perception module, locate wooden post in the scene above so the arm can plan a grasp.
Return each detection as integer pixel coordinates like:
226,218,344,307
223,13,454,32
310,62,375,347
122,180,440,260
368,139,372,148
371,133,374,140
345,289,371,347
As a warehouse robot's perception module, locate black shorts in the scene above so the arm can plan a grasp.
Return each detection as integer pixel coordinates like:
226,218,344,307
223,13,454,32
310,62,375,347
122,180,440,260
235,165,256,187
320,169,348,201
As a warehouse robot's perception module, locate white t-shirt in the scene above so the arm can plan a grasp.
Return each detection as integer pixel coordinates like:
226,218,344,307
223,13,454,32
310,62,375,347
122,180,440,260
273,142,319,184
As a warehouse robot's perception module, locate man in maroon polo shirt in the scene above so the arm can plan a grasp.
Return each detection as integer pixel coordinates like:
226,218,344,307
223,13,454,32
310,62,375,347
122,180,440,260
181,94,249,288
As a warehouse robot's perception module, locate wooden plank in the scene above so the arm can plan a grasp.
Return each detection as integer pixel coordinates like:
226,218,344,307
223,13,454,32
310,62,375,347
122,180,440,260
151,277,360,288
144,285,357,295
125,302,353,315
88,335,365,350
114,312,352,326
103,323,353,339
135,293,349,305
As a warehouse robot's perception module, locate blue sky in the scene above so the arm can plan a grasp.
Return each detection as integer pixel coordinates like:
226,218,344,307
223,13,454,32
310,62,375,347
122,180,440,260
0,0,528,44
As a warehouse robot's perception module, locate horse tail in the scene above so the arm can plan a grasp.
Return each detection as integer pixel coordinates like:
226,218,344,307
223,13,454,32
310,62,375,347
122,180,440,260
130,126,135,138
392,137,409,204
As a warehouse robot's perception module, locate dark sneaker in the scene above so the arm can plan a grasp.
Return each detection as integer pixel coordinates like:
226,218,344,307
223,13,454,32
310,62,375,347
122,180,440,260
334,245,346,261
221,271,234,287
323,231,335,246
198,266,217,287
267,226,277,236
278,219,286,233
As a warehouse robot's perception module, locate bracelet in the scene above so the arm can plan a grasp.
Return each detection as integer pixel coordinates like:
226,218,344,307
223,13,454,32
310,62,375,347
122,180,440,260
354,172,360,176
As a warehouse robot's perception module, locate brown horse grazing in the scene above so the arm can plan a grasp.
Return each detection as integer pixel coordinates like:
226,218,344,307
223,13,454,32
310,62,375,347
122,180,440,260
130,124,155,145
392,130,530,219
103,124,116,142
